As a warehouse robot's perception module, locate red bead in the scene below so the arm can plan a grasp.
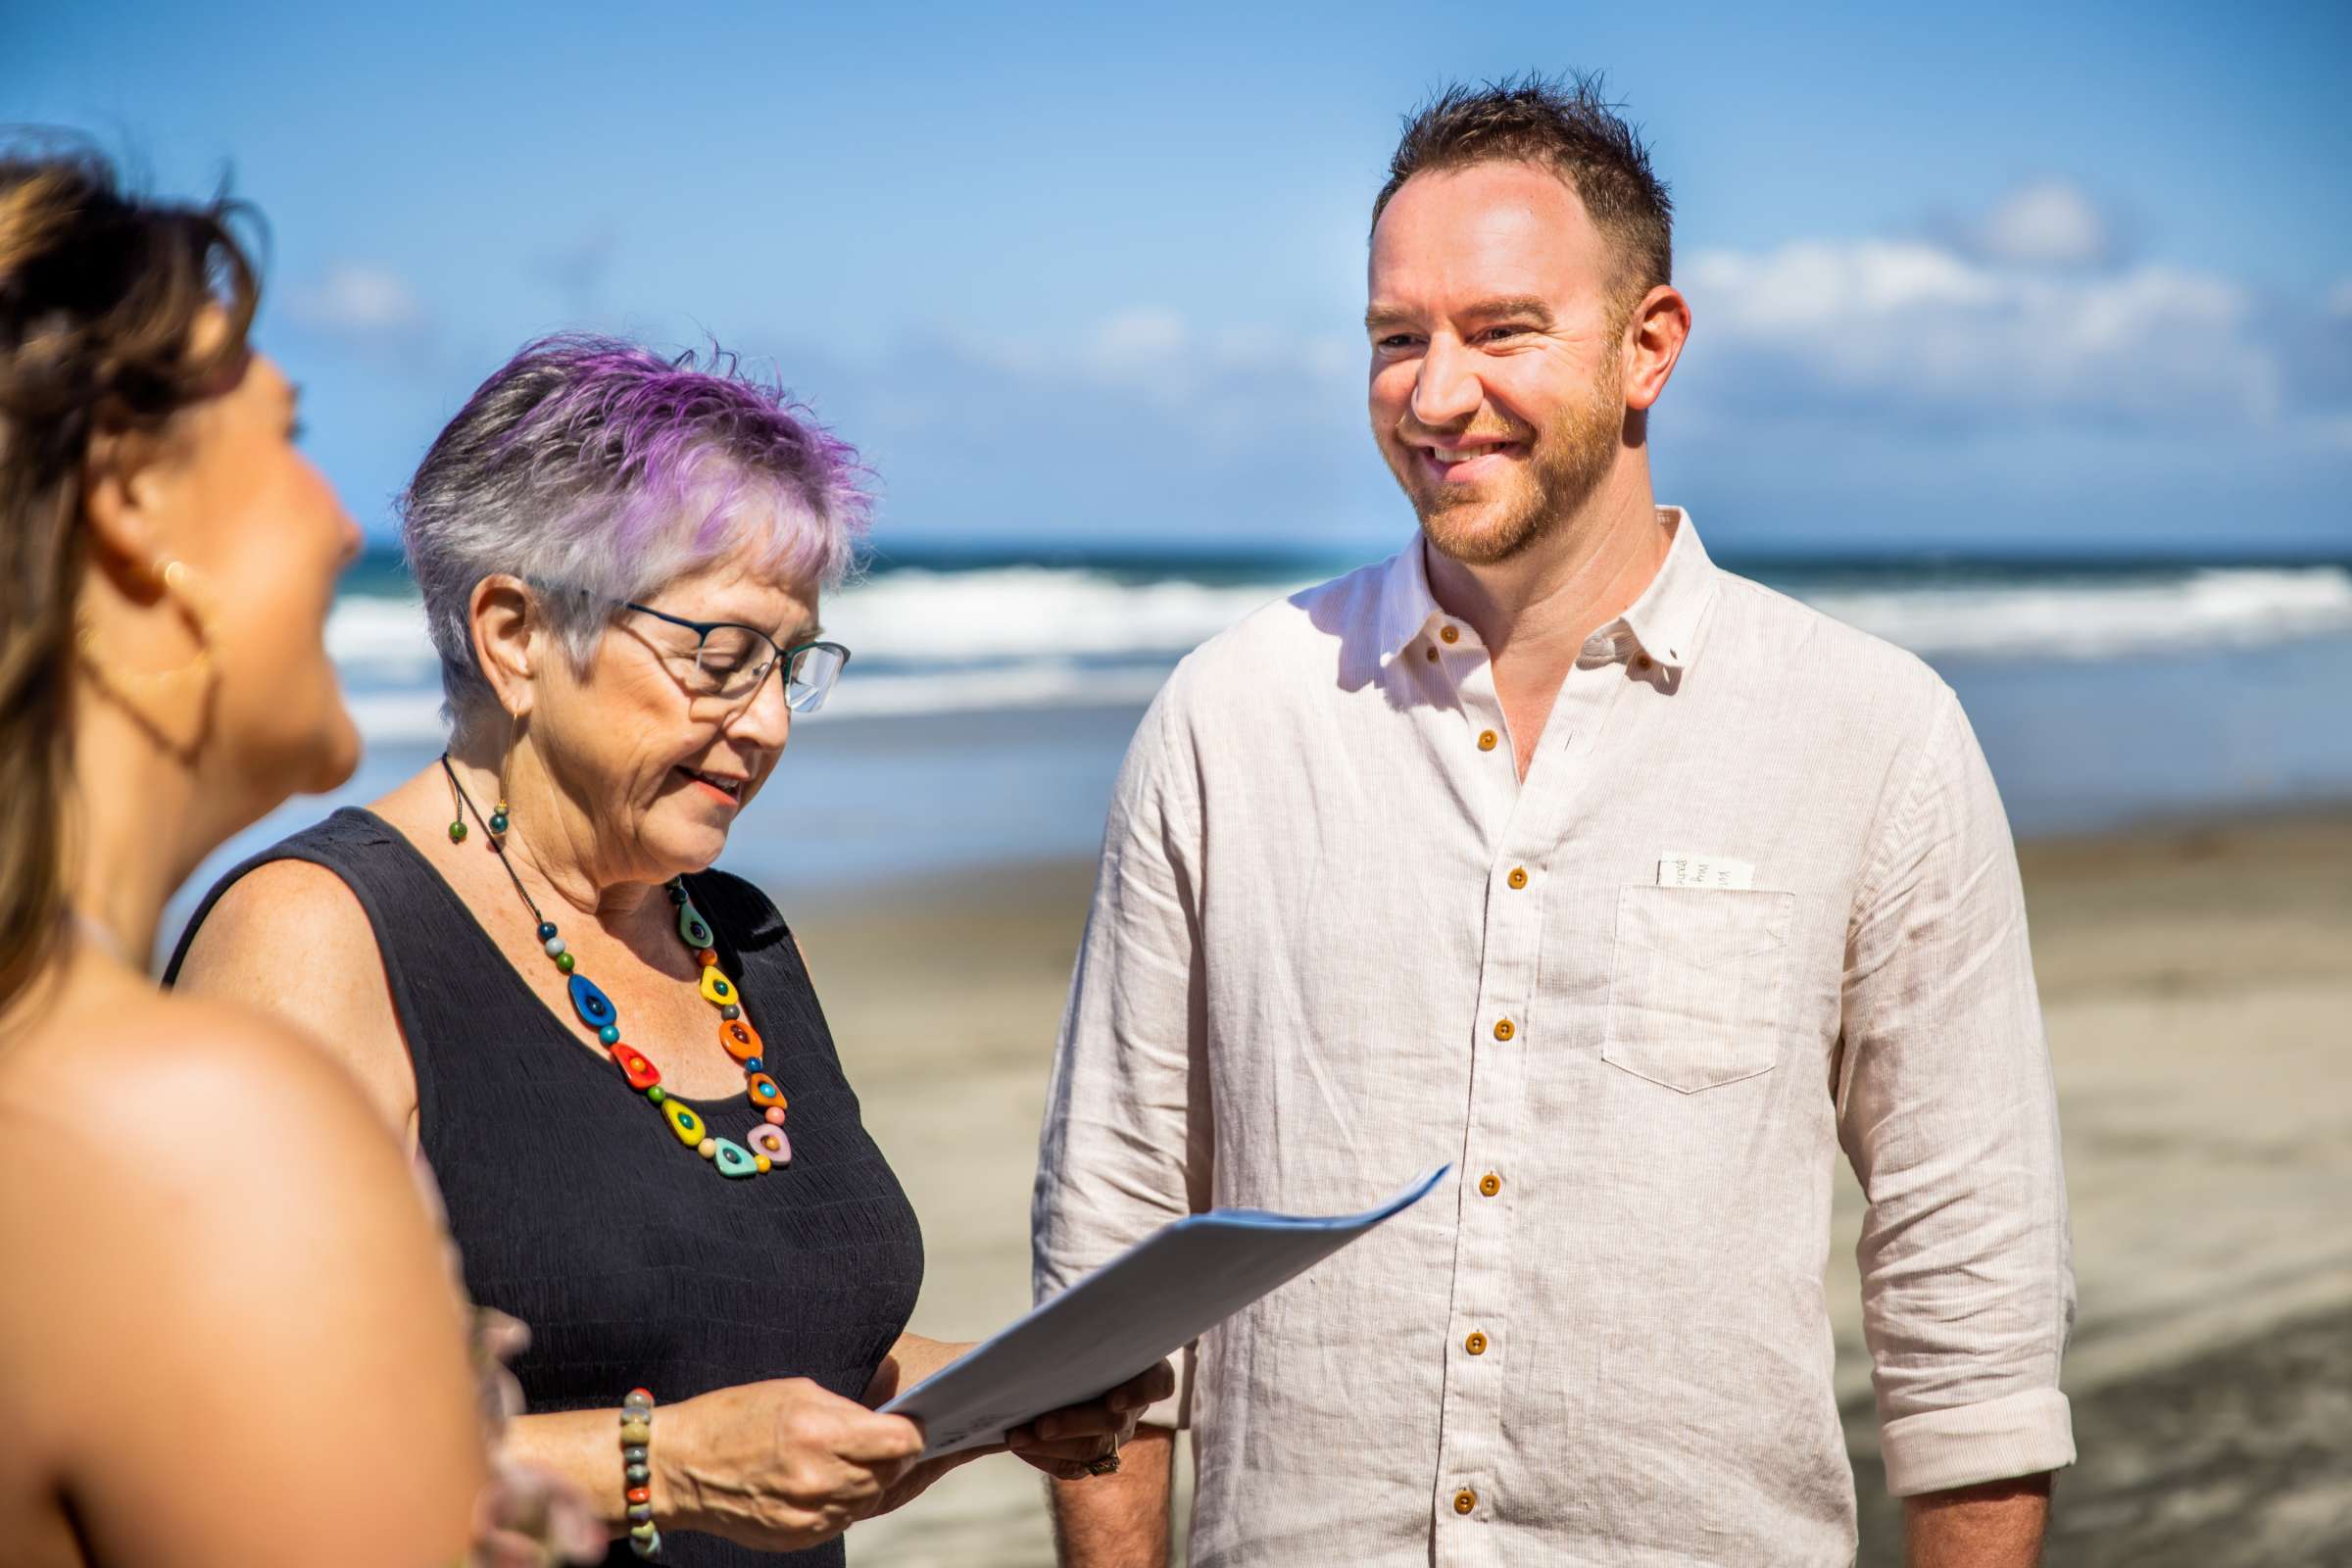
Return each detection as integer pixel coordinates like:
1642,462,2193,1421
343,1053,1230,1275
625,1486,650,1505
613,1045,661,1091
696,948,718,968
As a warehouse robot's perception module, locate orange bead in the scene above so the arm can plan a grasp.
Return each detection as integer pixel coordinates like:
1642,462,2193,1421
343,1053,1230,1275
719,1015,763,1062
696,948,718,969
746,1072,784,1108
625,1486,650,1505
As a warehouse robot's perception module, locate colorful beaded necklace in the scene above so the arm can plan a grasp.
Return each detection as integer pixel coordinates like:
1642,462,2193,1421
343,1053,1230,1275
440,755,791,1179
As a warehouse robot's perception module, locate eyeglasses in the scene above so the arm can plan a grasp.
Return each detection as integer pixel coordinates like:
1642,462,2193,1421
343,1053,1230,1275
614,599,852,713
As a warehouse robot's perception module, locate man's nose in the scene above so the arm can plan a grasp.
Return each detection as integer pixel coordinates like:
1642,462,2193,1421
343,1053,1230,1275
1410,336,1483,430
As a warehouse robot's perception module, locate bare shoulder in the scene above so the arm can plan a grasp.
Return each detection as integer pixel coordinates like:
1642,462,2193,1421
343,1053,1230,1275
28,984,400,1156
173,856,417,1133
0,983,483,1565
178,855,383,976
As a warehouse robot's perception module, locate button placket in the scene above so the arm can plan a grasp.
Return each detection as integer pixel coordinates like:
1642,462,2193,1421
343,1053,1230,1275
1434,802,1544,1560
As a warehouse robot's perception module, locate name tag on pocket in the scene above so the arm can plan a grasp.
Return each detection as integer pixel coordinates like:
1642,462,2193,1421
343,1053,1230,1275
1656,853,1755,890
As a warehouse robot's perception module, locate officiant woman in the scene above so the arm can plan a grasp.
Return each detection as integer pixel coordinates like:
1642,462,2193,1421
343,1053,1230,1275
170,334,1167,1566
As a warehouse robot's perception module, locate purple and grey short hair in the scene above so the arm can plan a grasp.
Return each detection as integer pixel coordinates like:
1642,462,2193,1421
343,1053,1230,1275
399,334,870,737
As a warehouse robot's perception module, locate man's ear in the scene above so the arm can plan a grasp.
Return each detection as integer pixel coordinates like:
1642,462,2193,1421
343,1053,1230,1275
1622,284,1692,415
469,573,540,719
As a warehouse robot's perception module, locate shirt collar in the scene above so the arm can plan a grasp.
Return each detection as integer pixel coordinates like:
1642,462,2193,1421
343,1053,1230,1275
1375,506,1719,670
1616,507,1717,672
1375,533,1446,666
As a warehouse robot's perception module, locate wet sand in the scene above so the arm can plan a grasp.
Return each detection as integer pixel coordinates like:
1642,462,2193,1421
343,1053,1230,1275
794,811,2352,1567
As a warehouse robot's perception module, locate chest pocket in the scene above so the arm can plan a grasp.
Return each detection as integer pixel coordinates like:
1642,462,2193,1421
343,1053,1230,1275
1603,885,1795,1093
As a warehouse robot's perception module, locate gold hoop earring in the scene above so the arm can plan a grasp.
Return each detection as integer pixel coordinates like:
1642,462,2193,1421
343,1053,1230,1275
76,555,220,760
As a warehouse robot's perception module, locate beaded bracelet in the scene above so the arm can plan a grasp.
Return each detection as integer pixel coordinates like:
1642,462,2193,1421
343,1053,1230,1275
620,1387,660,1558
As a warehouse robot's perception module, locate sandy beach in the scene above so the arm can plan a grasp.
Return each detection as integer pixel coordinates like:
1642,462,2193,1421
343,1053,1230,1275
794,809,2352,1567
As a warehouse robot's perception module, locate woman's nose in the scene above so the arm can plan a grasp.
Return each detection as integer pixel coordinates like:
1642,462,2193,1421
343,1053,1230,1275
722,664,794,752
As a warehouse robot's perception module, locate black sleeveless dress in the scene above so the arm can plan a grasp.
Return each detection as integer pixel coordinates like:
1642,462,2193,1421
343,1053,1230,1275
165,808,926,1568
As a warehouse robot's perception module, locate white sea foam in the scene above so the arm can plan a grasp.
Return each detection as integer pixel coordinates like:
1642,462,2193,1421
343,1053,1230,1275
327,563,2352,743
1803,565,2352,661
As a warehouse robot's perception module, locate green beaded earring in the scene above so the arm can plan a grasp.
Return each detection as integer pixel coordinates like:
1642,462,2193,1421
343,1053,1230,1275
490,711,518,841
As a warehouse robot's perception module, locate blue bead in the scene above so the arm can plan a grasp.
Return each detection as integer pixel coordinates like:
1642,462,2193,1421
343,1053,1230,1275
567,973,616,1030
599,1023,620,1046
667,884,688,905
743,1056,762,1073
537,922,557,941
489,812,509,834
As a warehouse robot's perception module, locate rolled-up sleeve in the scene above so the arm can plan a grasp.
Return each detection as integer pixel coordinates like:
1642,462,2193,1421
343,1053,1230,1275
1837,683,2078,1496
1031,680,1212,1429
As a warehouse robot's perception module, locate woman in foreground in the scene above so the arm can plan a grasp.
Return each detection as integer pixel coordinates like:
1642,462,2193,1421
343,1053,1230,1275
171,334,1167,1564
0,150,498,1566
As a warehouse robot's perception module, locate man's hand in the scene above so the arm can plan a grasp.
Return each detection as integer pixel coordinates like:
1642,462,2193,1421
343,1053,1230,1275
1904,1473,2051,1567
1050,1421,1175,1568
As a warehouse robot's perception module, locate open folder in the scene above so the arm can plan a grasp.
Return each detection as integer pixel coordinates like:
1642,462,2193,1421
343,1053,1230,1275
881,1164,1451,1458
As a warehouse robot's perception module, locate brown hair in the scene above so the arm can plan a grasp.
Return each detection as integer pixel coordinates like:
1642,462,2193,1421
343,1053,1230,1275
0,140,259,1011
1372,73,1674,314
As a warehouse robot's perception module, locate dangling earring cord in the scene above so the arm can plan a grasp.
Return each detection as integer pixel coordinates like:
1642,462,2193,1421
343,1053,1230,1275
491,710,518,841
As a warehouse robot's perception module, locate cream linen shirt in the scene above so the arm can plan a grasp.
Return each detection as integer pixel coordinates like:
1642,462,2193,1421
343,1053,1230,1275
1033,509,2076,1567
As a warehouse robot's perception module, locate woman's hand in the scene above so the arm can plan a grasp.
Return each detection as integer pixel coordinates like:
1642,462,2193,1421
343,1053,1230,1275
659,1378,925,1552
1003,1361,1178,1481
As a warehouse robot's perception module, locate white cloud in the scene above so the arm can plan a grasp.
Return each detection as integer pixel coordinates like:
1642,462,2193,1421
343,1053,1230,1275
1976,178,2114,268
290,263,428,336
1684,239,2279,425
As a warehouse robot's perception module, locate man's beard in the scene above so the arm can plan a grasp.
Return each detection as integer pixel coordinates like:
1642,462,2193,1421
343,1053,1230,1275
1403,361,1624,567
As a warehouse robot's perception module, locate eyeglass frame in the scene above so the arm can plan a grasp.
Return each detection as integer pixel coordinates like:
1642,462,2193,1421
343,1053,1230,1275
610,596,852,713
517,577,854,712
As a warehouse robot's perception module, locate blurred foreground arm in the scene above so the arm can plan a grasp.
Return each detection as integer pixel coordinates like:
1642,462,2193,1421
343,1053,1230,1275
1033,687,1207,1564
1838,688,2076,1538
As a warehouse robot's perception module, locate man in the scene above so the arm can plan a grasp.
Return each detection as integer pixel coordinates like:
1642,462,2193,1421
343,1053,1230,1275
1034,75,2075,1567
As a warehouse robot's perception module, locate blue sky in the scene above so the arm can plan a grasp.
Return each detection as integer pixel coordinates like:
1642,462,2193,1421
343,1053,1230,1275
11,0,2350,556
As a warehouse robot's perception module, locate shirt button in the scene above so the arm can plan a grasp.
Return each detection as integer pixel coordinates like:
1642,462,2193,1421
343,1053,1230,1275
1479,1172,1502,1198
1465,1331,1489,1355
1477,729,1498,752
1441,624,1460,644
1425,645,1439,662
1506,866,1528,890
1637,654,1654,671
1453,1489,1478,1516
1493,1018,1514,1042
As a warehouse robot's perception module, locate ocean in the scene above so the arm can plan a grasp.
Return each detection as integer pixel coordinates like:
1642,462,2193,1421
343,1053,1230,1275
163,543,2352,946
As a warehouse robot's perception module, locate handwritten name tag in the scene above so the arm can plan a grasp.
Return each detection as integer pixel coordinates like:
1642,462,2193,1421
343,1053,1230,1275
1656,853,1755,891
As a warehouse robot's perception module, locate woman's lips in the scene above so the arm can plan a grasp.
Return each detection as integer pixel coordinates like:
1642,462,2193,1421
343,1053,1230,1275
677,766,744,808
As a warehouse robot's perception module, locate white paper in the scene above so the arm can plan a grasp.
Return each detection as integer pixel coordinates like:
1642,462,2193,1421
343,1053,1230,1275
1656,852,1755,890
880,1164,1451,1457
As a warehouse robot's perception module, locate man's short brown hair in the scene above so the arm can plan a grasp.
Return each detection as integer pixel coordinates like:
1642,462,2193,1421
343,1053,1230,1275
1373,73,1674,312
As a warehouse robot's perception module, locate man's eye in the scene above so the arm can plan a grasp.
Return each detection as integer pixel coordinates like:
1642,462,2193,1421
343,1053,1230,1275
1376,334,1420,350
1483,325,1527,341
